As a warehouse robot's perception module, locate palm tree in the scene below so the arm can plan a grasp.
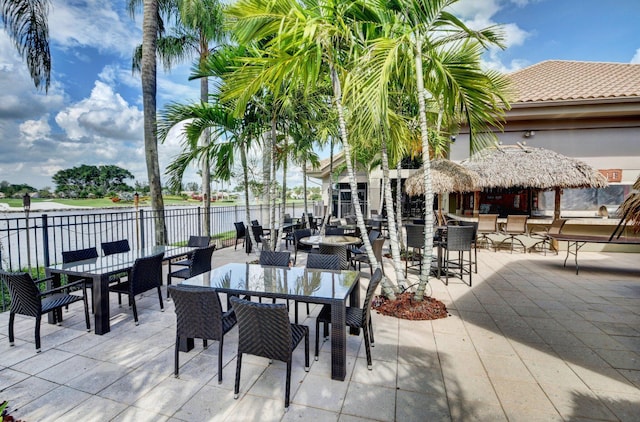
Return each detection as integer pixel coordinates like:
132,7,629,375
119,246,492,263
225,0,381,271
158,98,263,249
132,0,226,236
1,0,51,92
350,0,509,300
140,0,168,244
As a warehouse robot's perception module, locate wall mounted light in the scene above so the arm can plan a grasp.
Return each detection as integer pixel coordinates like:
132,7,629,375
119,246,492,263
524,130,535,138
450,135,456,143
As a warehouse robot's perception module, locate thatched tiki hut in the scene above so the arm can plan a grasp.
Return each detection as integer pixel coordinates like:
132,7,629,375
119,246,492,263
618,176,640,232
405,159,480,224
462,145,608,219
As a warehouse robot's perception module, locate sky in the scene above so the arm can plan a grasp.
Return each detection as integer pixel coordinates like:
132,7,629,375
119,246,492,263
1,0,639,190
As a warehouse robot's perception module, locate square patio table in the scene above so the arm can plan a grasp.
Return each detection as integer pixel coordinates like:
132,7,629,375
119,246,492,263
179,262,361,381
46,245,196,335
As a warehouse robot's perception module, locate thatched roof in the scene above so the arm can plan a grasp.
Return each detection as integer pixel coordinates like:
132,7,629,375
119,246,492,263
618,175,640,233
405,159,480,197
461,144,608,190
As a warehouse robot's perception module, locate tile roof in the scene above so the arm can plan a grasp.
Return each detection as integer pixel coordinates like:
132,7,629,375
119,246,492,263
508,60,640,103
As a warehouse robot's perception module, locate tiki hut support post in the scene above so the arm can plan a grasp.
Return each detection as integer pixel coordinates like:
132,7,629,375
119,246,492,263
554,187,562,220
473,191,480,217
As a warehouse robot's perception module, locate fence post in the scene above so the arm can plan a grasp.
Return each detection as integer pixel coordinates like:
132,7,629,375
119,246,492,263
42,214,50,267
140,209,146,249
197,206,202,235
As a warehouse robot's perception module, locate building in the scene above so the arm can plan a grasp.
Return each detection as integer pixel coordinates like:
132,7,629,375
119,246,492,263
310,61,640,219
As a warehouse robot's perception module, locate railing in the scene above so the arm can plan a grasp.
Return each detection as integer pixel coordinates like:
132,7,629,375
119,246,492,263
0,202,311,311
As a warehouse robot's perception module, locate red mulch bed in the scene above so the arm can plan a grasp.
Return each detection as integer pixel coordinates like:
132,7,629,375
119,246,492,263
373,291,449,320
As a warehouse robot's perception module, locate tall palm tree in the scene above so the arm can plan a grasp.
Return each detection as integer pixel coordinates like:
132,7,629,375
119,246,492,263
350,0,509,299
132,0,226,236
140,0,168,244
1,0,51,92
225,0,381,271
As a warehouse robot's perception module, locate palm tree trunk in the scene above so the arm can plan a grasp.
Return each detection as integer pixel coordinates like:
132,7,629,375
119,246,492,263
241,140,258,252
269,115,278,251
141,0,167,245
198,27,211,236
322,138,335,234
396,158,405,251
279,135,288,252
414,38,434,301
330,65,380,277
381,139,403,294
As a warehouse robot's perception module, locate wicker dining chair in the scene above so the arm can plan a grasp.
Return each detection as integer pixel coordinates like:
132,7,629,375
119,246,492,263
457,221,479,273
100,239,130,256
100,239,132,305
168,285,237,383
441,225,474,286
293,229,314,265
259,250,291,267
171,236,211,268
306,253,340,271
351,237,386,275
167,245,216,296
230,297,309,410
62,246,99,312
1,270,90,352
234,222,246,250
405,224,424,276
315,268,382,369
109,252,165,325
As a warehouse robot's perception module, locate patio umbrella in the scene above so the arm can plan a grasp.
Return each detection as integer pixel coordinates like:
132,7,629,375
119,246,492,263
617,175,640,233
405,159,480,224
461,144,608,219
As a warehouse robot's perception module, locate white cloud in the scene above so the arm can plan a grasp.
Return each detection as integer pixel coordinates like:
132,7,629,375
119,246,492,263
631,48,640,64
20,117,52,144
55,80,143,140
49,0,140,57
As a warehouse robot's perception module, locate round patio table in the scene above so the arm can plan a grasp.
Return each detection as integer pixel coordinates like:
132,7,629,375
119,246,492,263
299,235,361,270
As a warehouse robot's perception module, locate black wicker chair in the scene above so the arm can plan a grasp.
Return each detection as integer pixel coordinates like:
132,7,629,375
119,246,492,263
293,229,314,265
167,245,216,296
101,239,130,256
229,297,309,410
170,236,211,268
100,239,131,305
325,227,345,235
109,252,165,325
234,222,246,250
315,268,382,369
1,270,90,352
62,246,99,311
306,253,340,271
168,285,237,383
306,213,318,233
251,225,271,251
348,230,380,262
351,237,386,275
458,221,479,273
404,224,424,276
259,251,291,267
441,225,474,286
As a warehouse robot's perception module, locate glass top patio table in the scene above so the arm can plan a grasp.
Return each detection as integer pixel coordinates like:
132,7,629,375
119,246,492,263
46,245,196,335
180,263,361,381
300,235,362,270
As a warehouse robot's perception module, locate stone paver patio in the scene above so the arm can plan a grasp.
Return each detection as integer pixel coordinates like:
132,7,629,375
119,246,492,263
1,241,639,421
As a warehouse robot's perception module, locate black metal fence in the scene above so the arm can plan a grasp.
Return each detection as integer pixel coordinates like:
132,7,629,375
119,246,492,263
0,202,312,311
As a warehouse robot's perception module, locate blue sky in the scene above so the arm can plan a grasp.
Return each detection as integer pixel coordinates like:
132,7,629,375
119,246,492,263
1,0,639,190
